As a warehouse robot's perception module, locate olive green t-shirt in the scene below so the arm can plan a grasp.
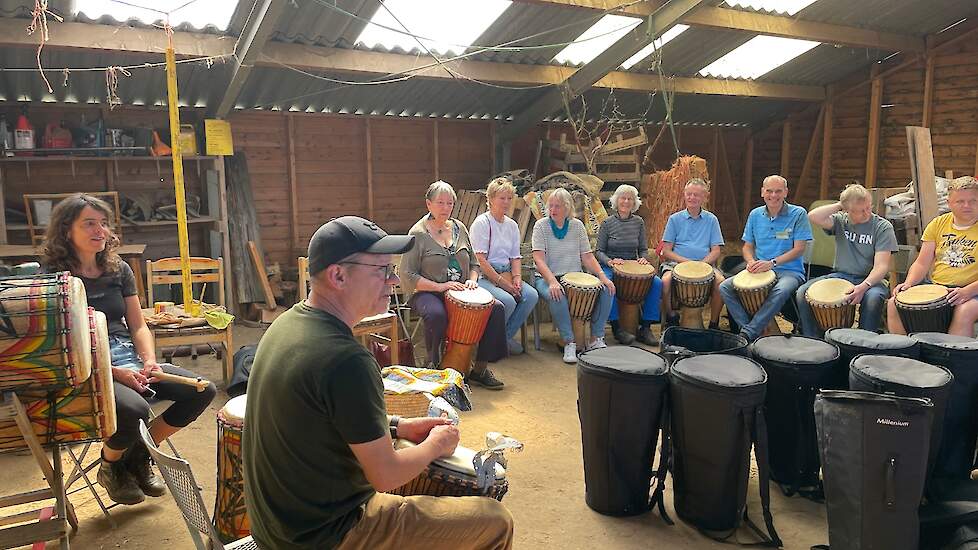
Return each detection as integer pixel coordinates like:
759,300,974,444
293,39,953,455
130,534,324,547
243,302,388,549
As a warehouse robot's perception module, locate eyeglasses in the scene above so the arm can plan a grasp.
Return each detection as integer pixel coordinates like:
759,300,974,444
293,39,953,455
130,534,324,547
339,261,398,280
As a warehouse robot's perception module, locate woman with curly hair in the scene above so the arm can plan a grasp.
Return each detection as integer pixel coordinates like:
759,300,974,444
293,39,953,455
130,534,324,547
42,193,216,506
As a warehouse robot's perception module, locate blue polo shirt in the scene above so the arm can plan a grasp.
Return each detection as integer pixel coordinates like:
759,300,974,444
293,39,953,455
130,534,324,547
662,208,724,261
742,202,812,277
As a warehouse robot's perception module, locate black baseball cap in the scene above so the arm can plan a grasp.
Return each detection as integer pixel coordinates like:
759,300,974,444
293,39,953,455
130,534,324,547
308,216,415,276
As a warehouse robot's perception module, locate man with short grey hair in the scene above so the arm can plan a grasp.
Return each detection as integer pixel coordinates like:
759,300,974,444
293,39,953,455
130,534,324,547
795,182,896,336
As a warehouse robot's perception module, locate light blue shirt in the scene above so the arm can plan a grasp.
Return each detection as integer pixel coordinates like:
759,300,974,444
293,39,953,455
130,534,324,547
662,208,724,261
742,202,812,277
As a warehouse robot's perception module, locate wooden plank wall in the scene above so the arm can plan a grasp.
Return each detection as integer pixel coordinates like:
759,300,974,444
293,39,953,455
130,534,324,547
748,22,978,209
229,112,493,267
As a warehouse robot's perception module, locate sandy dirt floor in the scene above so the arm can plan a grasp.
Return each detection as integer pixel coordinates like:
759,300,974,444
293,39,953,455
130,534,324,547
0,323,830,549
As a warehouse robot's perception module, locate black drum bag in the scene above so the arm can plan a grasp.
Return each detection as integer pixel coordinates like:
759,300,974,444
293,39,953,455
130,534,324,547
577,346,670,517
825,328,919,372
913,333,978,482
751,335,840,492
848,354,953,495
660,327,749,366
815,391,933,550
670,354,780,546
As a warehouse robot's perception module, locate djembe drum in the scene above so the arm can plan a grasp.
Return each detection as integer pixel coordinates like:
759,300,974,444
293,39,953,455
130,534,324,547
0,272,92,392
612,261,654,334
215,394,248,543
806,278,857,332
671,261,714,329
561,272,602,348
896,284,952,334
443,288,494,376
732,269,780,335
0,308,115,449
389,439,509,501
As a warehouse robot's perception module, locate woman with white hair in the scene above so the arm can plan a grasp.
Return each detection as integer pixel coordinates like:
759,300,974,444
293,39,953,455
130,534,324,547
596,184,662,345
532,188,615,363
470,178,539,354
400,180,508,389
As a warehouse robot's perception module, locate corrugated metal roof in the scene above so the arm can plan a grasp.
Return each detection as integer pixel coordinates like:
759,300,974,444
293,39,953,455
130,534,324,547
0,0,975,126
794,0,976,35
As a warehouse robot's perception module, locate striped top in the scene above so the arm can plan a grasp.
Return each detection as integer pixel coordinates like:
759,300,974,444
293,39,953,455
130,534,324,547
532,217,590,278
595,213,648,266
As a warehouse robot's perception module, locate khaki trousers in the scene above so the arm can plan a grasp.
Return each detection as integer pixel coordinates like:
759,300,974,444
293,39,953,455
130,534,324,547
336,492,514,550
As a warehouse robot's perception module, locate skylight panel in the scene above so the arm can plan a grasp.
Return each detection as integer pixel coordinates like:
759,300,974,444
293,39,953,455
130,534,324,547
698,35,819,79
722,0,820,16
75,0,238,29
355,0,511,57
621,24,689,69
553,14,640,65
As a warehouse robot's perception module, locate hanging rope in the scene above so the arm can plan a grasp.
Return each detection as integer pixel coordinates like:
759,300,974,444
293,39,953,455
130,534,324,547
27,0,63,94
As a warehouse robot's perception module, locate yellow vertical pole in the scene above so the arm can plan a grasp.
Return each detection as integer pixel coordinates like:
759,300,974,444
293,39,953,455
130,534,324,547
164,46,195,313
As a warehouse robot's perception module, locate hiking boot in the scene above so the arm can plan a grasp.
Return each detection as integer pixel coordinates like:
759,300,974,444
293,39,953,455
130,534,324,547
98,457,145,505
613,328,636,345
467,367,504,390
124,443,167,497
636,326,659,346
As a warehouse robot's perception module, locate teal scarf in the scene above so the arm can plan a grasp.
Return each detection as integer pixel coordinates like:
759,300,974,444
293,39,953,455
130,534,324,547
550,217,569,239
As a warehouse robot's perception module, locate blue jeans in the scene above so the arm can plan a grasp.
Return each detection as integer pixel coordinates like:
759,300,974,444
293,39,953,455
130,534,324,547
477,277,539,341
534,276,614,343
720,271,805,340
795,272,889,336
600,266,662,323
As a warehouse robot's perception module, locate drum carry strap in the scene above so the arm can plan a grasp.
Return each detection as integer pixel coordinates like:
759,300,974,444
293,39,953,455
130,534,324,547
649,393,673,525
742,406,784,548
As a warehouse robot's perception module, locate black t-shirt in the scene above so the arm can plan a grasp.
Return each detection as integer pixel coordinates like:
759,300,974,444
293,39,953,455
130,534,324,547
76,262,138,337
243,302,388,549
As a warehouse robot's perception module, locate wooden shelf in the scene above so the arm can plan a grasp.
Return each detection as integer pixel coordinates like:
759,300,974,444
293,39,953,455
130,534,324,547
0,155,218,163
6,217,219,231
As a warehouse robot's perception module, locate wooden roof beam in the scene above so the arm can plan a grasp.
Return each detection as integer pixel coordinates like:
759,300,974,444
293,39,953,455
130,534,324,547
211,0,290,119
258,43,825,101
0,18,824,104
514,1,926,52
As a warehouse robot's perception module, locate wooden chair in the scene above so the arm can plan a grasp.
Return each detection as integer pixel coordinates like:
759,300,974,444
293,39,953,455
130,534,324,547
298,256,400,365
147,257,234,383
25,192,122,247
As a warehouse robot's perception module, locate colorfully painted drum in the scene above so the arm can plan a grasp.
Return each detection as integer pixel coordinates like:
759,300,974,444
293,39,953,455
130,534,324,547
215,395,248,543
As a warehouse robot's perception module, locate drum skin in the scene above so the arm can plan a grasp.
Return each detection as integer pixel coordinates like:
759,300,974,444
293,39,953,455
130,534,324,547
806,278,857,332
732,270,776,316
896,284,952,334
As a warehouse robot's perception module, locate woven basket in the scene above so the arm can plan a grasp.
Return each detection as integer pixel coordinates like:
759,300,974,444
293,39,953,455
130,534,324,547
384,391,432,418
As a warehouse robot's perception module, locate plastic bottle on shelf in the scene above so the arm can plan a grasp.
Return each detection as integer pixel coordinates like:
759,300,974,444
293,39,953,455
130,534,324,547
13,108,34,155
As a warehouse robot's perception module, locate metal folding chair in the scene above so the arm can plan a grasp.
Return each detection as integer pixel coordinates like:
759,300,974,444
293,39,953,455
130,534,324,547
138,420,260,550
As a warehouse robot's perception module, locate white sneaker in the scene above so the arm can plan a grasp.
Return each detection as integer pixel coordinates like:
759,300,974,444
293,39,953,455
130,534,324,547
562,342,577,364
588,337,607,351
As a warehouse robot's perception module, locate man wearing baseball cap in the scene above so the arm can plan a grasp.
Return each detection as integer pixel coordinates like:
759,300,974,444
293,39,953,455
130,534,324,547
243,216,514,549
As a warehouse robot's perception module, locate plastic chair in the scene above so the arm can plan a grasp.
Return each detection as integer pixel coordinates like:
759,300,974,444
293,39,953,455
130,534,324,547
138,420,260,550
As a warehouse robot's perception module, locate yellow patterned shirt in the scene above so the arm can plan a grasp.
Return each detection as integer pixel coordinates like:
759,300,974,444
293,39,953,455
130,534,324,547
922,213,978,287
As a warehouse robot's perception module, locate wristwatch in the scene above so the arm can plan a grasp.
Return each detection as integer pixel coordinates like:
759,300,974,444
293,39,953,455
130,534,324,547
771,258,778,267
388,415,401,439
